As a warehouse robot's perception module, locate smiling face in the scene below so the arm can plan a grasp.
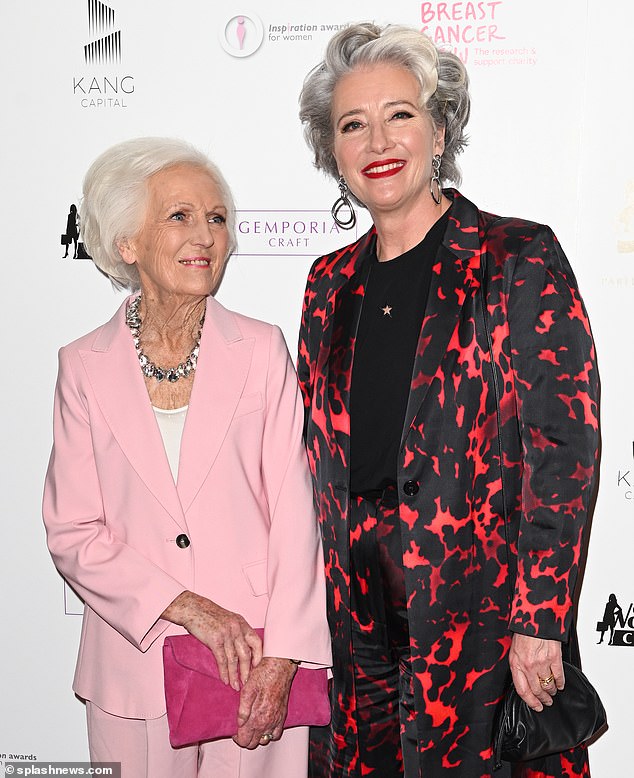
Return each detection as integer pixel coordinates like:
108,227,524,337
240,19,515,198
332,62,445,219
118,164,229,303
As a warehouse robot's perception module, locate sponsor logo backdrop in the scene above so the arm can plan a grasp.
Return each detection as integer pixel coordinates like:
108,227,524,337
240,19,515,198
0,0,631,771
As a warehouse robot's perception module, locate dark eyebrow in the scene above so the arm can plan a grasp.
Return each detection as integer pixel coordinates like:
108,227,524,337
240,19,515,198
335,99,419,125
384,99,419,111
335,109,363,124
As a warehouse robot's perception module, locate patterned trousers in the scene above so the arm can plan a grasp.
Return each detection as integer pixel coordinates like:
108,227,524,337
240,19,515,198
347,486,418,778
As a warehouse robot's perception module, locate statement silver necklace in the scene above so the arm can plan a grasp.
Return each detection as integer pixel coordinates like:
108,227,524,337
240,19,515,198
125,294,205,383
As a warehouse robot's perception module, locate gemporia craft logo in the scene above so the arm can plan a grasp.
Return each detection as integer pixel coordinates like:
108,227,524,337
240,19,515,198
72,0,134,109
219,12,265,58
596,593,634,647
234,211,358,256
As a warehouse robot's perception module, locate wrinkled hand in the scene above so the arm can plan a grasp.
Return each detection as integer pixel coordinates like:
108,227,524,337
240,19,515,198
233,657,297,749
509,633,564,711
162,591,262,690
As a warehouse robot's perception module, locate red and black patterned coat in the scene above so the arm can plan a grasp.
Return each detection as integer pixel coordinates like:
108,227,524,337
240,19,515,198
297,190,599,777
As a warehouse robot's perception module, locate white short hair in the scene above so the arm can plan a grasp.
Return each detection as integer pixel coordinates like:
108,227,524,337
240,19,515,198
80,137,237,291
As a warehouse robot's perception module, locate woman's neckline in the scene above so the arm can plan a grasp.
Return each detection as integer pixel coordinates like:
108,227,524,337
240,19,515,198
375,195,453,262
373,204,451,265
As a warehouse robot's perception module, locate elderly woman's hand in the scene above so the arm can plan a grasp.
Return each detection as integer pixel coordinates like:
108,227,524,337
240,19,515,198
508,633,564,712
162,591,262,691
233,657,298,749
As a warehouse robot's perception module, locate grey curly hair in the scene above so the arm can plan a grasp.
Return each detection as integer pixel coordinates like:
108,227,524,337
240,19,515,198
80,137,237,291
299,22,470,189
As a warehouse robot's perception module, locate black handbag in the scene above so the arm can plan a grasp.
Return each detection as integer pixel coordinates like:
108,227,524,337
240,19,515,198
493,661,606,768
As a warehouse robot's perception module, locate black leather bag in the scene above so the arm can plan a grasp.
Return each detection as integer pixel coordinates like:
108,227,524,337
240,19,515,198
493,661,606,768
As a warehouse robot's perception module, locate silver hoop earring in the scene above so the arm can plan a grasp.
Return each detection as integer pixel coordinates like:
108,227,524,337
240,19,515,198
331,176,357,230
430,154,442,205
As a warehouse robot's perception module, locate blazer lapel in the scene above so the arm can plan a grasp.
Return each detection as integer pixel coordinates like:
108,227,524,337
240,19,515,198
79,299,187,528
401,191,484,447
176,297,254,513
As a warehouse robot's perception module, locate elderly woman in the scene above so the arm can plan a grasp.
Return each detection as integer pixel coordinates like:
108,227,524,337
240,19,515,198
43,137,331,778
298,23,599,778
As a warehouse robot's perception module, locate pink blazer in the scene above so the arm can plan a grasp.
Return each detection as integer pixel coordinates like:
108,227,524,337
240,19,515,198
43,295,332,719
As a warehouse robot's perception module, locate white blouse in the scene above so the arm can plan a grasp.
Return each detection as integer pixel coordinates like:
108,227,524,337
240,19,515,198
152,405,188,482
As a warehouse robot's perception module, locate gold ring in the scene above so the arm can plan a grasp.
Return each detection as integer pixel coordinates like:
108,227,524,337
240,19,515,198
260,733,273,743
538,673,555,687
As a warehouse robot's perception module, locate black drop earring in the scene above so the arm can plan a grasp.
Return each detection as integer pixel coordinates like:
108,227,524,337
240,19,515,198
430,154,442,205
331,176,357,229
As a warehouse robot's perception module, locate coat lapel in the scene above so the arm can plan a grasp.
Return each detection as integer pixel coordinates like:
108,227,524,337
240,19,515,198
326,234,375,473
79,298,188,528
324,194,484,466
176,297,254,513
401,191,484,447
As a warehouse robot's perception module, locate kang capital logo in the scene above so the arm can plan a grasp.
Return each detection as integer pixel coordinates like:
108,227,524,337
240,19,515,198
85,0,121,64
72,0,135,109
616,441,634,501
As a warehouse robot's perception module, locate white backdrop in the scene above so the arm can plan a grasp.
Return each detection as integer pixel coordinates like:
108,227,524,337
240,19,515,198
1,0,632,773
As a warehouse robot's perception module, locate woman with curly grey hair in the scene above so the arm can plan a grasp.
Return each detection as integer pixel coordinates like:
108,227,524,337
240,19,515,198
298,22,599,778
43,137,331,777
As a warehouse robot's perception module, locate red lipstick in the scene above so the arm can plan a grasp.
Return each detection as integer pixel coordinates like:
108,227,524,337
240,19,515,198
361,159,406,179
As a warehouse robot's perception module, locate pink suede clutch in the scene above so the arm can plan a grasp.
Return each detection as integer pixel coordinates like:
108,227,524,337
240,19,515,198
163,629,331,747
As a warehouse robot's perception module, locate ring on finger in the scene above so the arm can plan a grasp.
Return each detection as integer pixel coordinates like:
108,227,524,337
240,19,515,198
259,733,273,744
538,673,555,687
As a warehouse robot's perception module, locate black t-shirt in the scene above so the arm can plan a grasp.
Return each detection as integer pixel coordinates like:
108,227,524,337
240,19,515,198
350,209,450,494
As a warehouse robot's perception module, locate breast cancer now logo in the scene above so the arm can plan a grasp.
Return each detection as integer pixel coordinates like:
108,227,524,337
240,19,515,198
219,12,264,57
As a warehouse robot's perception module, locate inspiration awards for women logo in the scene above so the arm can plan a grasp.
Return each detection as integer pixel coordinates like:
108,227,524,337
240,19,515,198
219,12,265,57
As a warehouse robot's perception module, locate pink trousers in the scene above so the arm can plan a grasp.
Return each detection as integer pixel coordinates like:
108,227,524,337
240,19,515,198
86,701,309,778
